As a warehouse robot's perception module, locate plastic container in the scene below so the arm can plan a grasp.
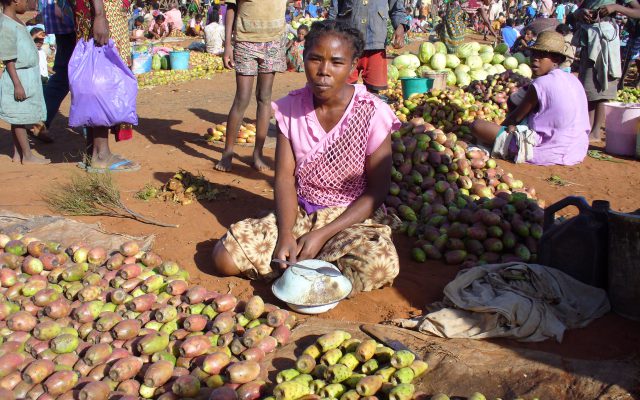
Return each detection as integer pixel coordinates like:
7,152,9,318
538,196,610,288
131,52,152,75
604,102,640,157
169,50,190,71
422,71,448,91
607,210,640,321
400,77,433,100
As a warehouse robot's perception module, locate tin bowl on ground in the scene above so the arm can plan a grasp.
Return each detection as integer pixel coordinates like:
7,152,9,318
271,259,352,314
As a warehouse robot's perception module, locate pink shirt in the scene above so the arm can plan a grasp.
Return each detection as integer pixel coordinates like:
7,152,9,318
272,84,400,165
529,69,590,166
165,8,183,31
272,84,401,211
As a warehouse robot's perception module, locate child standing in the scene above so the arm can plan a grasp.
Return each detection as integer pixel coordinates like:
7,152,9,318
212,20,402,294
0,0,49,164
216,0,288,172
30,27,50,84
286,24,308,72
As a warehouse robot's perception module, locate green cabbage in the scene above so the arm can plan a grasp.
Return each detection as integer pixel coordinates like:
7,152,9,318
492,54,505,65
418,42,436,64
430,53,447,70
483,63,493,70
494,43,509,54
416,65,433,77
455,64,471,74
503,56,519,70
494,64,506,74
479,44,494,54
456,42,480,59
388,64,399,81
456,71,471,86
446,54,461,68
485,65,498,76
446,70,457,86
398,68,417,78
469,69,488,81
480,51,494,64
465,55,483,70
517,63,532,78
434,41,447,54
513,52,527,65
393,54,421,70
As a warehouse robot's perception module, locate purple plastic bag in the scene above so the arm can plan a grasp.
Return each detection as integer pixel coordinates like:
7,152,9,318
68,39,138,127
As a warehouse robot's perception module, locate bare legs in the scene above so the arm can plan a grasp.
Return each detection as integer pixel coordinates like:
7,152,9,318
11,125,50,164
588,100,606,142
215,72,275,172
470,119,503,147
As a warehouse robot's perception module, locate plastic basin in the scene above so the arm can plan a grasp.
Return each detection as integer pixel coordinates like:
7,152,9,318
271,259,352,314
604,101,640,157
400,77,433,100
169,50,190,71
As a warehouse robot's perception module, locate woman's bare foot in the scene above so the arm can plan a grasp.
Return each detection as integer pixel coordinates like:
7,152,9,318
90,154,139,172
589,131,602,142
252,152,270,171
21,153,51,164
215,152,234,172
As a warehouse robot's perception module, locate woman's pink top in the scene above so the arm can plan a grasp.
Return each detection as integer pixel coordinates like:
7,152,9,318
528,69,590,166
272,84,401,211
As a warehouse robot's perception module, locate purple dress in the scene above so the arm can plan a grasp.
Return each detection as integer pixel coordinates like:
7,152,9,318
528,69,590,166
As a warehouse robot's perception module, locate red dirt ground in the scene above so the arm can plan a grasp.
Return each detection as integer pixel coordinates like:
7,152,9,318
1,39,639,366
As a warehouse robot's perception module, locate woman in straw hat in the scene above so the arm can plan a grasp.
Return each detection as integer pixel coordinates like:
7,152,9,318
470,31,590,166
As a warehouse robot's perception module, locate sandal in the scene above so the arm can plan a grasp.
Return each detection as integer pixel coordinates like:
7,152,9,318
77,159,141,173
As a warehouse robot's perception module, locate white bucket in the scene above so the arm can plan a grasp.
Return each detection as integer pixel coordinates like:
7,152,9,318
604,102,640,157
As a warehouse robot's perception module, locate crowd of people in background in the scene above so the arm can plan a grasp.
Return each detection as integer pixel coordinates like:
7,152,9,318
3,0,640,169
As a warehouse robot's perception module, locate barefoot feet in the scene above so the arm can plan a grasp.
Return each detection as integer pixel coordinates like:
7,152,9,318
215,152,234,172
252,151,270,171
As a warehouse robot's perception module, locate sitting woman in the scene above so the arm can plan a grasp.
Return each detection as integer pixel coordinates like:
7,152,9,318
471,31,590,166
149,14,169,39
211,20,402,293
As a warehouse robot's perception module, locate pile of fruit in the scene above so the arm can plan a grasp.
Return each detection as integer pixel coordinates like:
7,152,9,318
385,118,543,265
389,41,532,87
465,70,531,106
384,88,506,128
205,122,257,144
137,53,226,88
267,330,427,400
157,170,225,205
616,87,640,103
0,233,295,400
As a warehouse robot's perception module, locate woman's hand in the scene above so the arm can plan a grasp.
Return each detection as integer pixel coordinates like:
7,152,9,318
296,229,330,261
14,83,26,101
92,14,110,45
274,232,298,270
223,46,234,69
392,24,406,49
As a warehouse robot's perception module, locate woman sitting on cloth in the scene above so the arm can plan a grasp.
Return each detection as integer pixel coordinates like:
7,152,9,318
211,20,402,293
470,31,590,166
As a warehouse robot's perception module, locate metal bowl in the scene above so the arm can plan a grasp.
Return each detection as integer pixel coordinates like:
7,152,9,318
271,259,352,315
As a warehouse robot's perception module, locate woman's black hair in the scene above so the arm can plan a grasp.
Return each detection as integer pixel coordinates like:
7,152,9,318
156,14,165,22
135,16,144,23
303,20,365,60
297,24,309,33
207,6,219,25
0,0,12,6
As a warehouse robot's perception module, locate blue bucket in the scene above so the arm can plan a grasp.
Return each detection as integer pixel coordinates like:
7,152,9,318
400,77,434,100
169,51,190,71
131,52,152,74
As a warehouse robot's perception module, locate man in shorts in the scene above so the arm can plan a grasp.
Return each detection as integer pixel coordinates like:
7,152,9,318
330,0,408,93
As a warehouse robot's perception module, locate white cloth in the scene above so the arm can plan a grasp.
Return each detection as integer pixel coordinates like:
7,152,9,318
38,48,48,78
491,125,537,163
204,22,225,55
398,263,610,342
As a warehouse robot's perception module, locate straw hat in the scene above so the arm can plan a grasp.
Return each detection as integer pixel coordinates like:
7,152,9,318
528,31,566,57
